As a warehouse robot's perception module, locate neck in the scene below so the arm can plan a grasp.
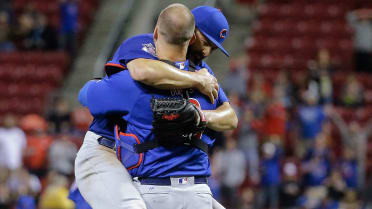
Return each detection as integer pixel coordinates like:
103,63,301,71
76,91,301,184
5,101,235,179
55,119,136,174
155,39,187,62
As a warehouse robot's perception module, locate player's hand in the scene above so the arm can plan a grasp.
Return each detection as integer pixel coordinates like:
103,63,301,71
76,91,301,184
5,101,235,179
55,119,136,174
195,68,219,104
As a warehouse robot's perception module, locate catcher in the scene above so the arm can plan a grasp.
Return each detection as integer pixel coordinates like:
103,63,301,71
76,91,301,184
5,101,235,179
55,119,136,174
76,4,237,209
82,60,232,209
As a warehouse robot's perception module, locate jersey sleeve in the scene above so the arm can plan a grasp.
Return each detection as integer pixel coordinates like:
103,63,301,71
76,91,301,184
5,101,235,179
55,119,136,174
216,87,229,106
201,62,229,106
105,34,157,71
82,72,139,116
78,80,96,107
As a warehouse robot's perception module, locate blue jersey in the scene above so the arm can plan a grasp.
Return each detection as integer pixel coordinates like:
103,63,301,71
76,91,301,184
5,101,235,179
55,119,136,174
86,34,157,139
79,34,229,177
60,1,78,33
84,33,228,140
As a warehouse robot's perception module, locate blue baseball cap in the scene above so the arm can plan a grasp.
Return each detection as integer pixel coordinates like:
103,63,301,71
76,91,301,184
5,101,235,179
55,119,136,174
192,6,229,57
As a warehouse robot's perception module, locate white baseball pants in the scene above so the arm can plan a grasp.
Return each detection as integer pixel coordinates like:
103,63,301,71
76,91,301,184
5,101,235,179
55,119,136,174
133,177,213,209
74,131,146,209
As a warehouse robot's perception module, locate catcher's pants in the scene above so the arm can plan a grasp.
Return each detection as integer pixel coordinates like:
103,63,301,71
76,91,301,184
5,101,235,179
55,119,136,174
75,131,146,209
133,177,213,209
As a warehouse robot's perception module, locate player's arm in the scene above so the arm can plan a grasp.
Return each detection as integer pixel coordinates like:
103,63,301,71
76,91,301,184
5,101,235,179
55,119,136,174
127,58,219,104
203,102,238,131
78,75,136,116
198,64,238,131
78,80,97,107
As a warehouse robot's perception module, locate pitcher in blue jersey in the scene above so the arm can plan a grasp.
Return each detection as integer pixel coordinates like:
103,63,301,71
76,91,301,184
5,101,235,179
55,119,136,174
74,4,237,209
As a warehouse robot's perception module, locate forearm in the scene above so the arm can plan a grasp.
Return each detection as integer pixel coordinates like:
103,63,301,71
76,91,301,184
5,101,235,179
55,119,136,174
203,102,238,131
127,59,199,89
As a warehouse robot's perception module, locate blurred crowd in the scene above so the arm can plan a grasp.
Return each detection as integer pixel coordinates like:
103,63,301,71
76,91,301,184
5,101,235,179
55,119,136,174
0,0,79,55
0,98,92,209
1,0,372,209
212,46,372,209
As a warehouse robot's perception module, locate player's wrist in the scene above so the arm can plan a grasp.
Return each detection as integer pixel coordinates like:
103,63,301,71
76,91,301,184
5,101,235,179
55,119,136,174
191,73,204,90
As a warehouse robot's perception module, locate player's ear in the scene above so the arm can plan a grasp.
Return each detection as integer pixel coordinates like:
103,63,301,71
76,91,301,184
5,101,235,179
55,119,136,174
153,27,158,41
189,32,196,45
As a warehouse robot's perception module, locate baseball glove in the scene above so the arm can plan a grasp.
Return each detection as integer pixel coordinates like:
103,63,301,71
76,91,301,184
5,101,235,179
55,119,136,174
151,97,207,146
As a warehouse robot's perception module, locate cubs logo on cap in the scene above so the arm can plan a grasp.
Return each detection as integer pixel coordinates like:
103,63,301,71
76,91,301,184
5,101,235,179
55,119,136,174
220,29,227,39
192,6,230,57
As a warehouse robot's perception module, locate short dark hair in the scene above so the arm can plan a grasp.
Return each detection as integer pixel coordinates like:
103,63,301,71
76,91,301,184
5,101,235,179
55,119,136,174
157,4,195,45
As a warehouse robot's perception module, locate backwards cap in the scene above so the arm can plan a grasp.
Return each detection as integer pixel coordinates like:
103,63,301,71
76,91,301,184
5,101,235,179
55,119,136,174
192,6,229,57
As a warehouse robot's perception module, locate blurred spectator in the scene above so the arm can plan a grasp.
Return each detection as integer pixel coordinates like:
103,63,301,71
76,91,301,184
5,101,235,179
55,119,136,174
248,73,269,118
340,190,360,209
0,168,11,208
60,0,79,56
20,114,53,177
39,172,75,209
0,114,26,171
47,99,72,134
347,8,372,72
240,187,256,209
7,168,41,197
238,108,260,183
48,135,77,176
307,48,334,104
340,75,364,107
315,48,336,73
12,12,35,50
297,91,326,157
30,14,58,50
0,11,15,52
302,134,331,188
330,110,372,188
339,148,358,189
214,138,246,208
316,196,340,209
279,160,301,209
16,195,36,209
326,170,346,202
70,107,92,137
296,187,328,209
8,168,40,209
261,86,287,141
257,142,281,209
228,91,244,120
223,56,249,97
274,70,294,108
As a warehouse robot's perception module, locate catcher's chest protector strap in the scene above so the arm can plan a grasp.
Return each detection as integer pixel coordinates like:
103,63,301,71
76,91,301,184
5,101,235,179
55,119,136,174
134,138,209,154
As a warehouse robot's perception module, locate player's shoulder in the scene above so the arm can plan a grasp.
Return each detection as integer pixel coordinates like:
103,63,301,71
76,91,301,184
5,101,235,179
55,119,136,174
198,61,215,76
120,33,154,46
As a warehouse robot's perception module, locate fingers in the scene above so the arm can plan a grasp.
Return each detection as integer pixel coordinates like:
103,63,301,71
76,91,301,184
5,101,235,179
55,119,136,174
208,92,215,104
212,89,218,102
196,68,219,104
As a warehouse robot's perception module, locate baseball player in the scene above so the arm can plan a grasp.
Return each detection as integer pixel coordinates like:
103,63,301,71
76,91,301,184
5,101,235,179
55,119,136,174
79,5,237,209
74,4,235,209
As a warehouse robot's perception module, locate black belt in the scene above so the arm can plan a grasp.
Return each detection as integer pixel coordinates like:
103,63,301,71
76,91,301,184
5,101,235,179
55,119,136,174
139,177,208,185
97,137,115,150
134,137,209,154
